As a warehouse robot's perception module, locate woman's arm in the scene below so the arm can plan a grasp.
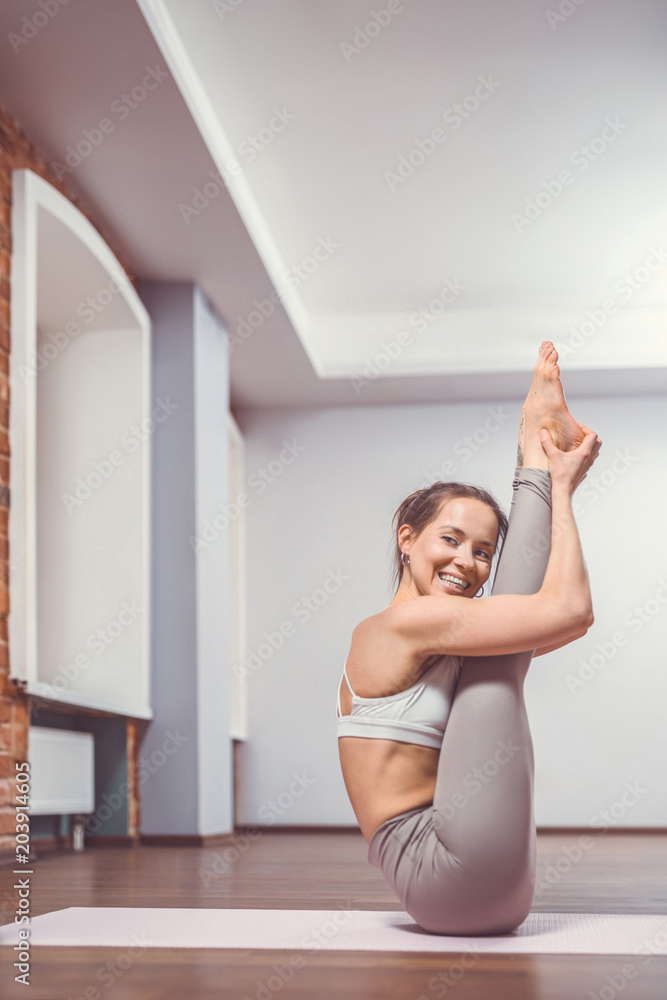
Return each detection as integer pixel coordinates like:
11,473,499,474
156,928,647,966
462,625,588,665
533,626,589,657
384,429,600,659
535,475,593,618
527,425,599,656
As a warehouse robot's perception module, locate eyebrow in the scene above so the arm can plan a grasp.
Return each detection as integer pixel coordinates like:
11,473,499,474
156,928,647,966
437,524,496,549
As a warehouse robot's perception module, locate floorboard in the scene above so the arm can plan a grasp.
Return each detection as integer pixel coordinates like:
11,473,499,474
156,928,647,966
1,830,665,999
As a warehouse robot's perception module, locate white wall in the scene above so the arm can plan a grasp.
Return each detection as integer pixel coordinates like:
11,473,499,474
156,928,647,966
235,393,667,829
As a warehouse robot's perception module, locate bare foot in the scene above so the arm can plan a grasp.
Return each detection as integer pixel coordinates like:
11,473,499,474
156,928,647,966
521,341,585,455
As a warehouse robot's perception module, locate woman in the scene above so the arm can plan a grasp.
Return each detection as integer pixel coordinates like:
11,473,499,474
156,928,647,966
336,341,602,935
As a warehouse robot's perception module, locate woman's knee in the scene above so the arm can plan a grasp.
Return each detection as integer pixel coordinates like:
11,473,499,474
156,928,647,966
409,897,532,937
481,871,534,934
407,871,534,937
489,888,533,934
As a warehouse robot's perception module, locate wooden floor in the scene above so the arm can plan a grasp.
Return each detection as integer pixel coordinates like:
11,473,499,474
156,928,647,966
1,830,666,999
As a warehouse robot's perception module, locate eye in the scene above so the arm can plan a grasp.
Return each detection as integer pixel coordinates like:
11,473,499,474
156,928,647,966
442,536,457,544
476,550,491,560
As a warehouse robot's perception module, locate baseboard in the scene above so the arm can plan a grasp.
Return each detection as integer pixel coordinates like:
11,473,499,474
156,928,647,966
536,826,667,835
140,831,242,847
2,827,663,867
32,835,71,852
85,835,141,848
241,824,667,835
0,834,70,865
0,835,141,866
228,824,667,837
233,824,364,834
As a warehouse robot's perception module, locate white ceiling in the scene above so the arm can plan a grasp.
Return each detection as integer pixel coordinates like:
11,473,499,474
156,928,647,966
1,0,666,410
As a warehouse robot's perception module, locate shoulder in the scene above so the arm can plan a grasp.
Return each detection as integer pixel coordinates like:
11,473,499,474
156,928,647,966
352,604,403,638
349,605,412,652
366,596,465,658
370,596,454,626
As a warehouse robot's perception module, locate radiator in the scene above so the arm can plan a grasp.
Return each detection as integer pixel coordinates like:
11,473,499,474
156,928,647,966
28,727,95,815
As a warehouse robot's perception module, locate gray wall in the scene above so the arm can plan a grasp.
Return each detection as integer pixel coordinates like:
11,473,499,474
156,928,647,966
139,281,233,837
235,393,667,829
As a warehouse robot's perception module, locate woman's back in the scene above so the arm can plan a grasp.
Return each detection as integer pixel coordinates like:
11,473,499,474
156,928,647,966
336,613,455,842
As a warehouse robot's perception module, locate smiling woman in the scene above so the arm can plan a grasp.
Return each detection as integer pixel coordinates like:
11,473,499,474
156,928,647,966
336,340,602,935
389,482,509,599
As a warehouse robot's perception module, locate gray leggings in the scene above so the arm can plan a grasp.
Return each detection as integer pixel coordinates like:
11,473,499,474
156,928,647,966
367,467,552,935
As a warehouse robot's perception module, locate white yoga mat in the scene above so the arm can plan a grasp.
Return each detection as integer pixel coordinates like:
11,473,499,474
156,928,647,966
1,908,666,955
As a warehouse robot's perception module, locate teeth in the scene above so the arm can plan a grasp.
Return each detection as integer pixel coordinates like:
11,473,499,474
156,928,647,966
438,573,468,589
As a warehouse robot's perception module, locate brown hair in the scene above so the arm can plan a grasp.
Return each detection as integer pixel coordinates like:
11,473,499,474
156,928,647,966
390,481,509,594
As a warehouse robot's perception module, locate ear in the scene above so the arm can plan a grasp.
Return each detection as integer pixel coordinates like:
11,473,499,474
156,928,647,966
397,523,413,549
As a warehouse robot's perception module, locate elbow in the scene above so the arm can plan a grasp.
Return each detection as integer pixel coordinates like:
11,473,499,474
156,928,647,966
578,604,594,630
566,589,593,630
562,597,593,632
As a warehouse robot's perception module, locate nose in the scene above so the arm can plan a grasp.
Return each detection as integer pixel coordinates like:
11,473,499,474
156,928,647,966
453,546,475,572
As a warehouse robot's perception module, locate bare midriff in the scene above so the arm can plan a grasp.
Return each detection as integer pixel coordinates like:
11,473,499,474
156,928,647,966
337,617,443,844
337,735,438,844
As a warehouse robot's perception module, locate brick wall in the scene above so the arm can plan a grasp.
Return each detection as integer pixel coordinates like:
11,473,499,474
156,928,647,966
0,102,138,851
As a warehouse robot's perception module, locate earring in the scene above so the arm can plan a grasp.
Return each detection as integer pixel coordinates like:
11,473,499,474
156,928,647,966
473,586,484,598
401,552,410,567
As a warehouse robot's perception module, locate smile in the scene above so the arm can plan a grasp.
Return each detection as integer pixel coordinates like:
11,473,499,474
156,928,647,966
438,572,470,590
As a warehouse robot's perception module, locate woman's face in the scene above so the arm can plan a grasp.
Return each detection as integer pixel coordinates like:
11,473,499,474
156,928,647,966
400,497,499,598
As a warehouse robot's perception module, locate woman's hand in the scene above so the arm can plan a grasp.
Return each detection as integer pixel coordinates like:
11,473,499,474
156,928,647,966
539,424,602,494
